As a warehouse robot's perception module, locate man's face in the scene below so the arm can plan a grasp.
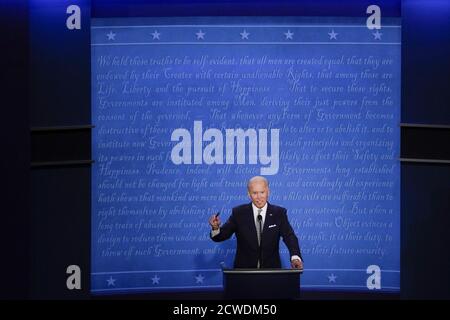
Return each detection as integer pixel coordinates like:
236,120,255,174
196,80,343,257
248,181,269,208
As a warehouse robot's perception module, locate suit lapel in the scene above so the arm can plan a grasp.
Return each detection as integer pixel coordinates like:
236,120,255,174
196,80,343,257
246,203,259,247
262,203,274,237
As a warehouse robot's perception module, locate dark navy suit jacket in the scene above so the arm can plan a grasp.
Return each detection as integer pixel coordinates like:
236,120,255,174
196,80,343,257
211,202,302,268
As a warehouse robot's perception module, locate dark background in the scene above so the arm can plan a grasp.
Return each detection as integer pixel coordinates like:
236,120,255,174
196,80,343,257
2,0,449,300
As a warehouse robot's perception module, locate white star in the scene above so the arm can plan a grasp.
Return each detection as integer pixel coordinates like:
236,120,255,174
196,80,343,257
328,29,338,40
151,30,161,40
151,274,160,284
240,30,250,40
106,276,116,286
195,274,205,284
328,273,337,283
373,30,382,40
284,30,294,40
196,30,205,40
106,31,116,41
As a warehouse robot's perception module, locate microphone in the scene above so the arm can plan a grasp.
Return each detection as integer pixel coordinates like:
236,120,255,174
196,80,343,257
257,214,263,268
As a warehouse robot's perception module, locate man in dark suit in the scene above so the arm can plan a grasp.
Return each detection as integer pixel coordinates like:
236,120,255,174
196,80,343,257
209,176,303,269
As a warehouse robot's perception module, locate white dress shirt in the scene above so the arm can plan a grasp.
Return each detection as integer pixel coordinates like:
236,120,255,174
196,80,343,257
252,202,267,232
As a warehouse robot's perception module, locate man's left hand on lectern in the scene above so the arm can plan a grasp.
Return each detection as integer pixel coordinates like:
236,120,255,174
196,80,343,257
291,259,303,270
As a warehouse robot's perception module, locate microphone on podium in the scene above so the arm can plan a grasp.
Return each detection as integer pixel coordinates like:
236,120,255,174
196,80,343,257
257,214,263,268
257,214,262,237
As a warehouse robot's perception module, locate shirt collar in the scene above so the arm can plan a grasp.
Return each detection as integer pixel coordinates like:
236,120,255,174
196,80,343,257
252,202,268,216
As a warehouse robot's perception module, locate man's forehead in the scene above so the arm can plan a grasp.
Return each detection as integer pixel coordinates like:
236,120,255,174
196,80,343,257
249,181,268,190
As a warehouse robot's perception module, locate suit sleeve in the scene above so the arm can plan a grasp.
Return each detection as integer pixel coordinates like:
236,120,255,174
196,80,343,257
279,209,302,260
210,209,237,242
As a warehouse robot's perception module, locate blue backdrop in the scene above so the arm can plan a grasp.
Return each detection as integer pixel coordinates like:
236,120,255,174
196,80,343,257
91,16,400,293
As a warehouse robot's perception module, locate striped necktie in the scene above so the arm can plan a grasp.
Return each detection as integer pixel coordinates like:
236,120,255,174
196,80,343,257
256,208,262,268
256,209,263,245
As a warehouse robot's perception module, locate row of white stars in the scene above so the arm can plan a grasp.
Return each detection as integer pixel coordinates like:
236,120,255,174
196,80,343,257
105,29,383,41
105,273,338,286
106,274,205,286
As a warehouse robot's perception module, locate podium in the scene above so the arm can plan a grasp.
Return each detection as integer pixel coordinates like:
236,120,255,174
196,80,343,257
222,268,302,299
